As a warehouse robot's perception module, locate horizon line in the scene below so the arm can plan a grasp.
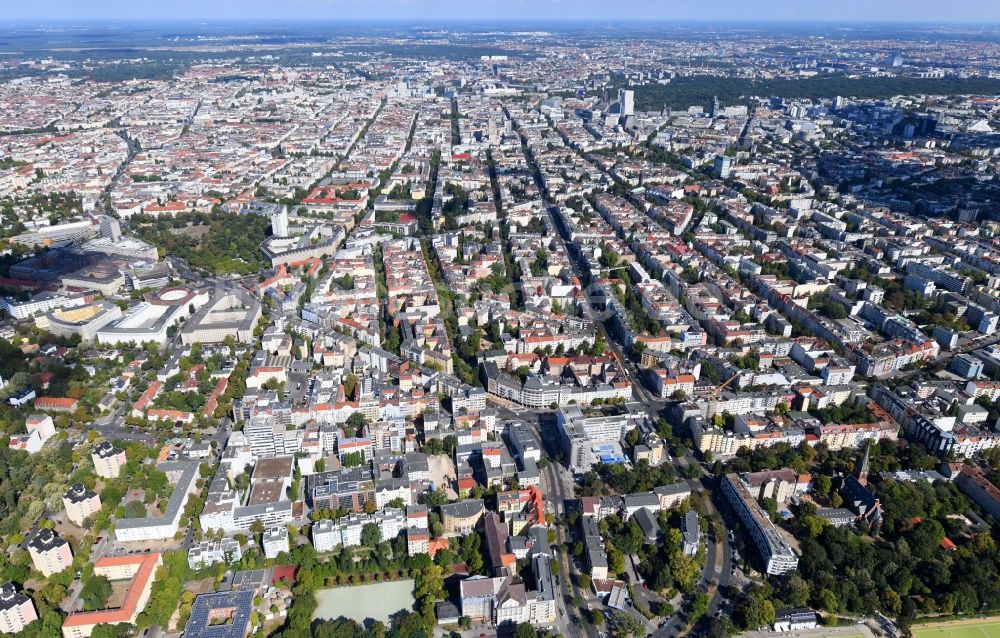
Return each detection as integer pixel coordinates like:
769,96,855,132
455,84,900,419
2,18,1000,26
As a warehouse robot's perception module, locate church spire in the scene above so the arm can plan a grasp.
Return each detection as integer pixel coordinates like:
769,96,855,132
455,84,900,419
856,441,871,487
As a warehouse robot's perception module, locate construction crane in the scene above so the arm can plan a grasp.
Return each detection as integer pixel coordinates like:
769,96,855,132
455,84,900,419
709,372,740,400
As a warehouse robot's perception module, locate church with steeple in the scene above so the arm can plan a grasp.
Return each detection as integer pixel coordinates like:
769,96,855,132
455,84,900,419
837,441,883,535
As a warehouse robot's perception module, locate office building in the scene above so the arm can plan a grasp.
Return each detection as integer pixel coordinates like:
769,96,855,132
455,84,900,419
618,89,634,117
556,404,642,473
43,301,122,342
180,286,261,345
950,354,984,380
508,421,542,464
0,291,88,321
714,155,734,179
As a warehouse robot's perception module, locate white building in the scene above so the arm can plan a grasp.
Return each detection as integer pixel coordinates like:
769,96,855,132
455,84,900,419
310,509,406,552
91,441,126,479
618,89,635,117
0,291,87,320
312,519,339,553
113,461,200,542
271,206,289,238
374,479,412,509
0,582,38,635
27,529,73,577
722,473,798,575
8,414,55,455
188,538,242,569
773,609,819,632
262,527,289,559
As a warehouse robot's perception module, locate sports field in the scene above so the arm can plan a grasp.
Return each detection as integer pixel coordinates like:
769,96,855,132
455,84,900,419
915,620,1000,638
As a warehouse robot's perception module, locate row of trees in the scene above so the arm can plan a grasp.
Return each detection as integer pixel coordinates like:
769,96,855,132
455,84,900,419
275,540,446,638
136,550,190,629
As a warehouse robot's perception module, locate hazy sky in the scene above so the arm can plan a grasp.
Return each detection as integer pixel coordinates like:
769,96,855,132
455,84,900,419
5,0,1000,23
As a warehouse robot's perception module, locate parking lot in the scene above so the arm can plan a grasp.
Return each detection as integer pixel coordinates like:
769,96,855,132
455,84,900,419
426,453,458,498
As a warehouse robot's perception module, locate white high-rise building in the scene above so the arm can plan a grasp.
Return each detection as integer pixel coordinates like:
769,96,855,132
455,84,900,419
270,206,289,238
246,416,278,459
618,89,635,117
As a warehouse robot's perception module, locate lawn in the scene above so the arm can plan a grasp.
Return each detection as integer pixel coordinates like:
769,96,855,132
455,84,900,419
915,620,1000,638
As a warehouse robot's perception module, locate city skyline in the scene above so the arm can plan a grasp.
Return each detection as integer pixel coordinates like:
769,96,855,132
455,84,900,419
5,0,1000,23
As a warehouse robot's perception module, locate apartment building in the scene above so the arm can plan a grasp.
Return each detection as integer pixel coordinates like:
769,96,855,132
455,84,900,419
0,582,37,635
61,553,161,638
312,519,339,553
310,509,407,551
262,527,289,559
27,528,73,577
722,473,798,575
307,467,377,513
955,465,1000,522
63,483,101,527
91,441,127,479
113,461,200,542
188,539,243,569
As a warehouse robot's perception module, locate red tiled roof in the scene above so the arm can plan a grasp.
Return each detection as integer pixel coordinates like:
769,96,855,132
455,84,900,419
63,553,160,628
34,396,78,410
428,537,449,558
